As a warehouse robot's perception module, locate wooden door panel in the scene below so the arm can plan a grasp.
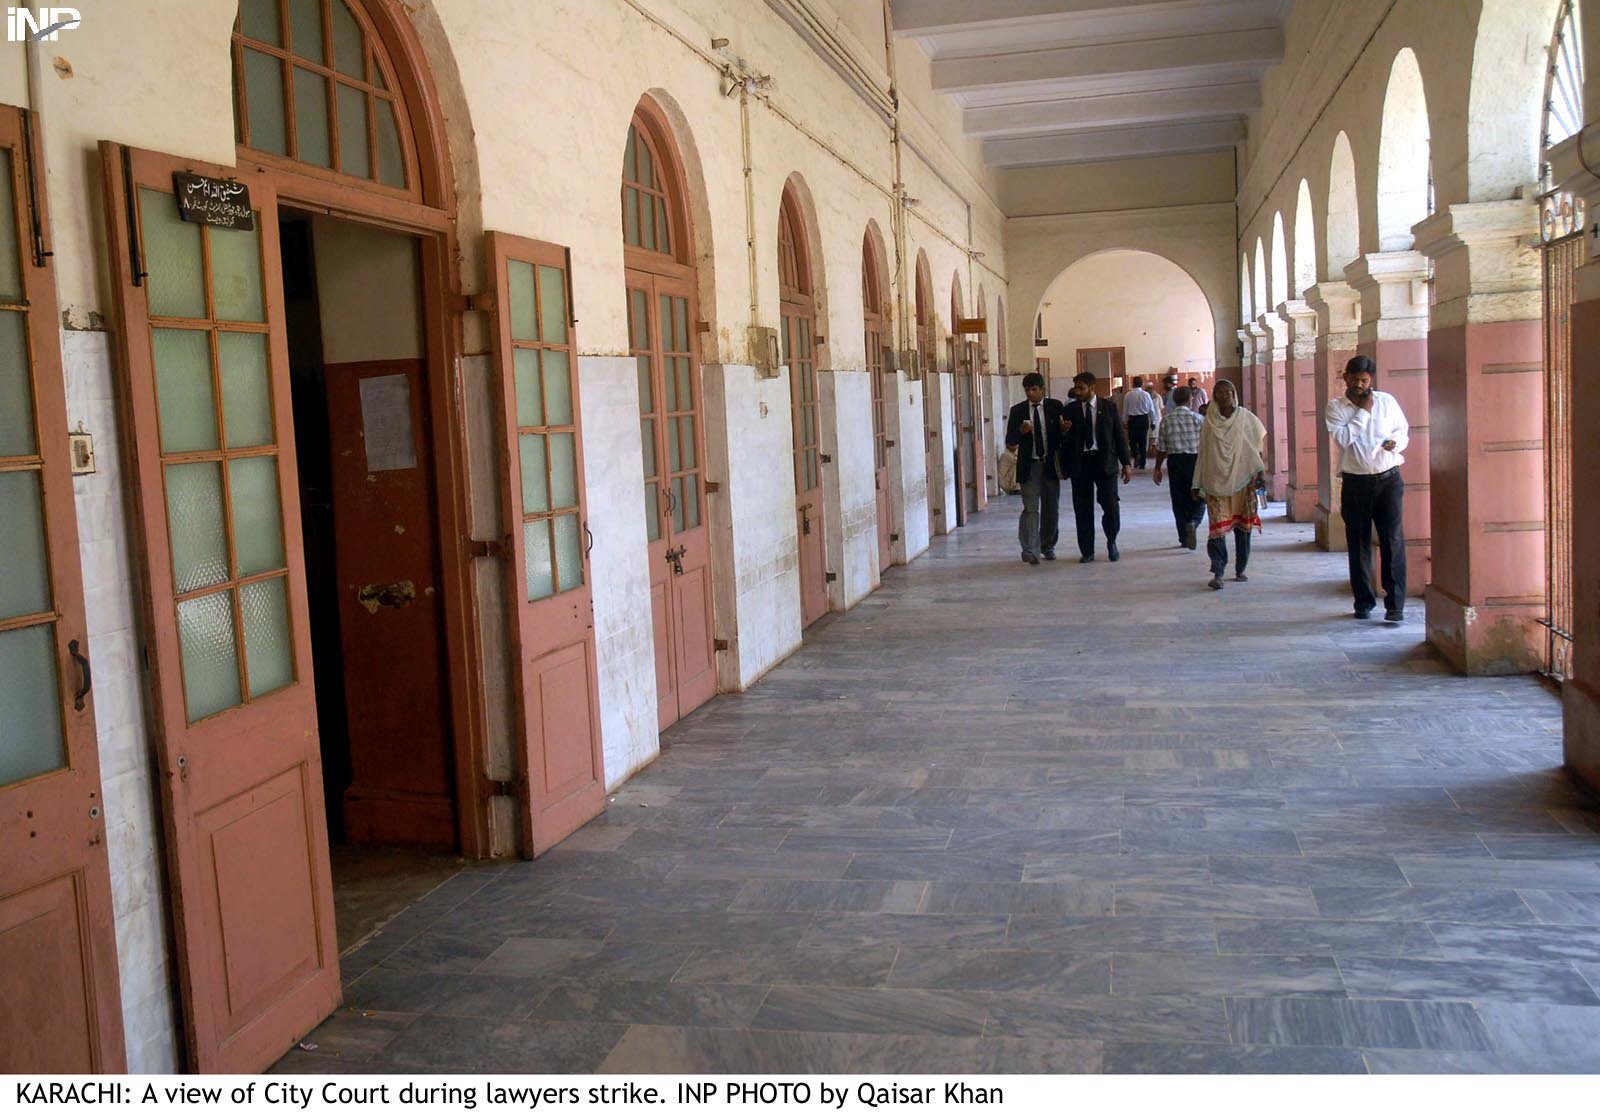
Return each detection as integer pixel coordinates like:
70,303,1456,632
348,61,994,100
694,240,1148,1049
486,232,606,856
674,562,716,709
0,874,96,1073
102,141,337,1072
0,107,124,1072
650,574,675,727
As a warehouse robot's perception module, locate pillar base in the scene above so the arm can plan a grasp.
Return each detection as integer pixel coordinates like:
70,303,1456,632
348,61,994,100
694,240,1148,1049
1425,584,1545,676
1287,483,1316,523
1563,678,1600,795
1314,502,1346,552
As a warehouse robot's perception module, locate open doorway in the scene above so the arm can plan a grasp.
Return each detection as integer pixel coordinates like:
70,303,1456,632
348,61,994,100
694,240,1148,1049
278,209,461,945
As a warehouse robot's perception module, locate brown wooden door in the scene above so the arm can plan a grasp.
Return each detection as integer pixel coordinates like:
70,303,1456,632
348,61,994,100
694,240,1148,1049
102,143,337,1072
866,322,893,574
486,233,606,854
783,305,828,626
0,107,126,1074
967,340,989,512
627,271,716,729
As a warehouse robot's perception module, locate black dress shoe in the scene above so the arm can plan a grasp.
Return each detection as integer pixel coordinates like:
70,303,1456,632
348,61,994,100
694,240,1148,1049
1354,608,1373,619
1042,550,1056,561
1183,524,1198,550
1384,609,1404,623
1107,542,1120,562
1079,554,1094,563
1021,552,1040,565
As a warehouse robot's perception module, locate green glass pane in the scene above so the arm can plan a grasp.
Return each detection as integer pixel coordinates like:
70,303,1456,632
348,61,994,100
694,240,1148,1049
657,294,674,350
375,97,405,188
293,67,332,168
0,471,50,620
177,590,241,722
240,0,282,46
635,353,652,413
0,149,21,302
679,415,697,469
519,432,547,513
629,289,649,350
656,198,671,257
513,347,543,427
373,61,387,91
507,260,537,342
152,329,217,454
241,576,293,698
0,624,65,785
331,0,364,77
219,331,273,448
640,417,656,479
673,297,689,354
523,518,553,601
211,223,264,322
663,354,677,411
636,133,653,188
676,357,693,413
543,349,572,425
229,456,286,576
640,193,656,252
643,482,660,543
538,265,567,345
682,475,700,529
231,51,245,146
243,48,288,155
553,513,583,592
0,310,37,455
623,125,637,182
672,476,685,534
622,186,639,247
165,462,229,592
549,431,577,510
337,84,370,179
289,0,324,63
140,189,205,318
667,417,680,473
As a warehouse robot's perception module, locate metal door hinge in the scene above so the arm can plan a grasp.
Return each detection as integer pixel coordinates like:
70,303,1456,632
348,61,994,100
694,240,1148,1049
825,571,838,583
468,536,510,559
451,291,495,314
705,480,721,494
820,453,832,464
885,439,895,447
713,638,729,651
481,774,525,799
890,532,900,542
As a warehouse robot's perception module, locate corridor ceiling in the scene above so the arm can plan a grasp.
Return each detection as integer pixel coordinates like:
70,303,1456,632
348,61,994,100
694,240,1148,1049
892,0,1293,168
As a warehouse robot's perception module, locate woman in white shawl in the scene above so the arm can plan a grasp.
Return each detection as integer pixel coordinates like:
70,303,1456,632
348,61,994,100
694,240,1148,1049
1190,379,1267,590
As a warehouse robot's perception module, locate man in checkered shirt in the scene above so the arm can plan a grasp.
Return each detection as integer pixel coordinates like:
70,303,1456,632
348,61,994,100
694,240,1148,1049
1152,385,1206,549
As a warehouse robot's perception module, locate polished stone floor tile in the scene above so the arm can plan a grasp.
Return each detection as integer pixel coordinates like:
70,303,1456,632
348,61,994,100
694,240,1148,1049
671,944,898,988
597,1027,1103,1073
1114,953,1346,997
378,1015,626,1072
1225,997,1494,1051
983,993,1229,1043
887,948,1110,993
751,985,989,1037
1336,955,1600,1005
1104,1041,1368,1074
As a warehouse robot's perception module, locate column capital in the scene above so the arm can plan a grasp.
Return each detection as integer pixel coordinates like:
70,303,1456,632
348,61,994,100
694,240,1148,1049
1276,299,1318,358
1412,200,1540,328
1345,250,1431,344
1245,321,1270,363
1305,280,1361,348
1254,312,1287,352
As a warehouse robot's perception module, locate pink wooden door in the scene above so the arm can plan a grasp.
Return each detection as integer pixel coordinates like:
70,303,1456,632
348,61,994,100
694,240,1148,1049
967,340,989,512
783,305,829,627
103,143,338,1072
866,322,893,573
0,106,126,1073
486,233,606,854
627,270,716,729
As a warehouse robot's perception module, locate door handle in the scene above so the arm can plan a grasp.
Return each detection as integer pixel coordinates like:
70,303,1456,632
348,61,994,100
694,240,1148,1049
801,507,812,536
583,522,594,557
68,638,91,711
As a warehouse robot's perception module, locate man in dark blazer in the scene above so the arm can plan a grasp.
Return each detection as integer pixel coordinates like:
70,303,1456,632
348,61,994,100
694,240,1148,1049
1005,371,1069,564
1063,371,1133,562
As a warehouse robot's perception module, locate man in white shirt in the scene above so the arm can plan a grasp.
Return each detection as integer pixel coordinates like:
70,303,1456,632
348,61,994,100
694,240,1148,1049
1121,375,1160,469
1324,355,1410,622
1187,376,1209,408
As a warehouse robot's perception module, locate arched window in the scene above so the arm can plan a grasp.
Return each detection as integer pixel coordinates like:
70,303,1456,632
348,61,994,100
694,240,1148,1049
232,0,417,192
1541,0,1586,234
623,121,675,257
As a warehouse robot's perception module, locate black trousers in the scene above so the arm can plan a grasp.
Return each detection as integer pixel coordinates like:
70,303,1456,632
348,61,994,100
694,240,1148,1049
1128,415,1150,468
1208,528,1252,577
1164,453,1205,541
1340,467,1406,613
1070,464,1121,556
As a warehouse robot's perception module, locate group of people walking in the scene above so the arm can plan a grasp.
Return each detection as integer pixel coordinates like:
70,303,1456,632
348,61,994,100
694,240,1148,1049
1004,356,1410,618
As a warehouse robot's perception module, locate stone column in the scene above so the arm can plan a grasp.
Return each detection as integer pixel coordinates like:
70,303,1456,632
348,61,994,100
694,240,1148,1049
1245,322,1269,415
1255,313,1290,500
1277,299,1319,522
1550,134,1600,790
1345,250,1432,594
1232,327,1254,402
1305,281,1360,551
1412,201,1544,675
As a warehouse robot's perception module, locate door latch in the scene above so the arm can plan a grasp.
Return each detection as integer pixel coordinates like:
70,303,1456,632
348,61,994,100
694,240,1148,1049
800,507,812,536
665,545,687,575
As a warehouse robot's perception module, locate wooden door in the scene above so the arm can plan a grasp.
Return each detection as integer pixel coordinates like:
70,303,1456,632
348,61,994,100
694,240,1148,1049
1076,346,1125,397
866,318,892,574
102,143,337,1072
967,340,988,511
486,233,606,854
783,305,828,626
627,270,715,730
0,107,126,1074
921,325,937,536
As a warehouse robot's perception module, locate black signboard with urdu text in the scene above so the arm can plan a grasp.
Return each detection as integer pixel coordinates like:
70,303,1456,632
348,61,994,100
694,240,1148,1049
172,171,254,231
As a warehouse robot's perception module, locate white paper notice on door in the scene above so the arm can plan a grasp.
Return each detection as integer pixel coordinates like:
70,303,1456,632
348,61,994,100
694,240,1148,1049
359,373,417,472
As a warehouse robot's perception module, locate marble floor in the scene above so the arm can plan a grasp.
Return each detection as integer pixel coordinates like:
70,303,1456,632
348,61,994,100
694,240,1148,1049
274,478,1600,1074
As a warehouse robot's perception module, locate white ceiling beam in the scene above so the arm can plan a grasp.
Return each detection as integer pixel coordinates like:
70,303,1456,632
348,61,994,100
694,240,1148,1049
964,82,1260,137
984,119,1245,167
932,26,1283,93
891,0,1173,36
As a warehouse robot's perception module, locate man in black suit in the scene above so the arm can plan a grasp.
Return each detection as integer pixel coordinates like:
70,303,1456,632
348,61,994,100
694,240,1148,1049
1063,371,1132,562
1005,371,1068,564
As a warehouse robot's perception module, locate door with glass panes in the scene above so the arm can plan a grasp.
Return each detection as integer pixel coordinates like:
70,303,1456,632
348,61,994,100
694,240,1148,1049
628,271,715,728
103,143,337,1073
0,105,126,1075
779,193,828,627
863,265,893,574
486,233,607,854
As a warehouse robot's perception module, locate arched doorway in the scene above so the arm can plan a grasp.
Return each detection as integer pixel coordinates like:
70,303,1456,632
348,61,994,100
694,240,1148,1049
915,253,942,537
951,274,986,523
779,183,828,627
95,0,604,1072
623,99,718,728
862,228,894,574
